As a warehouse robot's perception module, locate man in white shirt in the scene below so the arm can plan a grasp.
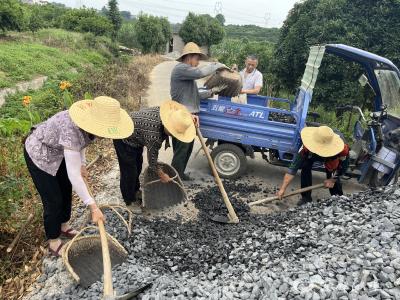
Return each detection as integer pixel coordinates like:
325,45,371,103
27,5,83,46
239,55,263,95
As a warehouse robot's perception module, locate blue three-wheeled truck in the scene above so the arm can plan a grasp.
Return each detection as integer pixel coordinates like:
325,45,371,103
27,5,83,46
198,44,400,187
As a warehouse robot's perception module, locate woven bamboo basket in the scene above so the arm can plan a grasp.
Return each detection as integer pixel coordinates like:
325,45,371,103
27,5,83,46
205,69,243,97
62,226,128,288
142,163,188,210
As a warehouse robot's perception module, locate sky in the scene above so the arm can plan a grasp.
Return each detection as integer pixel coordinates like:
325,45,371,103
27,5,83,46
52,0,300,28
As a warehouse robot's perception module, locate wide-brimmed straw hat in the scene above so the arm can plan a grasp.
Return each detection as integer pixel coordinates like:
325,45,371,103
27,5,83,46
177,42,207,62
69,96,134,139
301,126,344,157
160,100,196,143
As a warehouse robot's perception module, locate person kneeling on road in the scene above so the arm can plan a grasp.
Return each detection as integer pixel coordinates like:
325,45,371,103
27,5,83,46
113,100,197,209
277,126,350,206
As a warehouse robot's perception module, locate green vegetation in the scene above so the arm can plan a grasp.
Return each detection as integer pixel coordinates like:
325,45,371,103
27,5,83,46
179,13,225,50
225,25,280,43
211,39,275,95
106,0,122,40
59,8,113,36
272,0,400,110
0,0,24,32
134,14,171,54
118,22,138,49
0,29,112,88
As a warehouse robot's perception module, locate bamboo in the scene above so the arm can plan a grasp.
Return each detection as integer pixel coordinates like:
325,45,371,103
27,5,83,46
196,127,239,223
249,183,326,207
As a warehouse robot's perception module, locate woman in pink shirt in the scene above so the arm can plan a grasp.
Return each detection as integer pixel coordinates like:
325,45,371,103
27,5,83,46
24,96,133,256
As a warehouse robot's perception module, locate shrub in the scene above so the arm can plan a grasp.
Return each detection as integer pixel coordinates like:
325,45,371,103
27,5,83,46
117,22,139,49
0,0,25,33
60,8,113,36
134,14,171,54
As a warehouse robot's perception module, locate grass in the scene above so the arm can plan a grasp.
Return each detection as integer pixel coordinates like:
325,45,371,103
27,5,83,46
0,28,116,88
0,41,107,88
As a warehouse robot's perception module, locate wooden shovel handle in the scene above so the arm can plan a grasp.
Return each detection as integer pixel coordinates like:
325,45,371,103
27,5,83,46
249,183,326,207
84,179,114,297
196,127,239,223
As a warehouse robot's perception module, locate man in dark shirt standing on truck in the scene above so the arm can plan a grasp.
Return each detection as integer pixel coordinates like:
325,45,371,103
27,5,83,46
170,42,227,180
277,126,350,206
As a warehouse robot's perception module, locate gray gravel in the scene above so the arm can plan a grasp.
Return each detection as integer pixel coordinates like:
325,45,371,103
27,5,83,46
27,182,400,300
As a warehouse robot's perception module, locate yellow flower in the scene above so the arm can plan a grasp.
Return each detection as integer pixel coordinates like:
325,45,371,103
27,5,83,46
59,80,72,91
22,96,32,107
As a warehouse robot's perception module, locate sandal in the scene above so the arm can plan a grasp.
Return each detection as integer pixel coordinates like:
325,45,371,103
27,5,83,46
61,228,78,238
49,242,64,257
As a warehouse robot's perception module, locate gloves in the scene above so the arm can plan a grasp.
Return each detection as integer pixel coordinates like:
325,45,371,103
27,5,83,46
211,84,228,94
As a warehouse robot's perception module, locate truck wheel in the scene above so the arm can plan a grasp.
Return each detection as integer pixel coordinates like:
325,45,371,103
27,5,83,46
368,169,399,188
211,144,247,179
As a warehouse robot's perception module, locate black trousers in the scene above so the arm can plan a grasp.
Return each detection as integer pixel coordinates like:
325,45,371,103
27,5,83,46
113,140,143,205
171,136,194,177
24,148,72,240
300,158,343,201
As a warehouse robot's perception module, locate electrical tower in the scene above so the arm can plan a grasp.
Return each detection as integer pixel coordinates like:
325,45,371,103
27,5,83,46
214,1,222,15
264,12,271,27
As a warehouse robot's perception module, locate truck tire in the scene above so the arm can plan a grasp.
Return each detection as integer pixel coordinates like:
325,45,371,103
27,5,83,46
210,144,247,179
368,168,399,188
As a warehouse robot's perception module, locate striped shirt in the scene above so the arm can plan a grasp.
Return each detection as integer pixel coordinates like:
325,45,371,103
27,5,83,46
123,107,167,170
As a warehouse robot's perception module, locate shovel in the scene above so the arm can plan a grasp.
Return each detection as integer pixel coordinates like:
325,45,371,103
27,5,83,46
63,181,152,299
196,127,239,224
248,183,326,207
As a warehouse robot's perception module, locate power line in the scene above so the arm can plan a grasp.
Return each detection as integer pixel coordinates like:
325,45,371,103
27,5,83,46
128,0,268,26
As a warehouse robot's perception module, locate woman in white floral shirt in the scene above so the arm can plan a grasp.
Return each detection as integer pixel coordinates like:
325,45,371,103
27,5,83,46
24,96,133,256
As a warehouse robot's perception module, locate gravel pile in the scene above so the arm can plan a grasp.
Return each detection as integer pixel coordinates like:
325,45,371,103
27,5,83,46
35,183,400,300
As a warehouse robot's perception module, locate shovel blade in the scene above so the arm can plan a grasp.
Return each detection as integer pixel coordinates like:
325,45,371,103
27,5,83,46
103,282,153,300
211,214,236,224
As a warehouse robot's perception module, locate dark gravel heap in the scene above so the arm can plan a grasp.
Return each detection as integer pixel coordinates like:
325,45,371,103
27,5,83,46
50,185,400,300
269,112,297,124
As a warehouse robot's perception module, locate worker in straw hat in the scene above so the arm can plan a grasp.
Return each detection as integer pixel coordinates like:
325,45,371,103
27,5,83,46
170,42,228,181
277,126,350,206
24,96,134,256
113,100,196,209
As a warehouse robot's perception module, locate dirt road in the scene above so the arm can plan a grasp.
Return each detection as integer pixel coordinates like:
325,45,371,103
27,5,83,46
142,60,364,210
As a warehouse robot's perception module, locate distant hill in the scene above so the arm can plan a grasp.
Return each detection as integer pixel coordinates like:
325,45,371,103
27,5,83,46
225,25,280,43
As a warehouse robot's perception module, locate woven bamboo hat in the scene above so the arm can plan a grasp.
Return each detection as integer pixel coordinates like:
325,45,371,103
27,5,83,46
177,42,207,62
160,100,196,143
301,126,344,157
69,96,134,139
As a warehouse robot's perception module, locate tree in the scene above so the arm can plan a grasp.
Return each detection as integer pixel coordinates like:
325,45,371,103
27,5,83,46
107,0,122,40
0,0,24,33
215,13,225,26
118,22,138,48
120,11,132,20
60,8,113,36
179,13,225,49
134,14,172,54
272,0,400,109
28,6,43,34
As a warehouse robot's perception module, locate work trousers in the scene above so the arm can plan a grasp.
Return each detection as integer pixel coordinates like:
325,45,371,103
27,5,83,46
171,136,194,177
24,148,72,240
113,139,143,205
300,157,343,201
